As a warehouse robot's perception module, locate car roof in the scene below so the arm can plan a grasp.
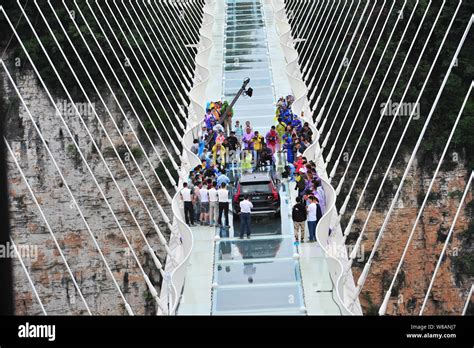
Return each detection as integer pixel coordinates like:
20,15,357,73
239,172,271,183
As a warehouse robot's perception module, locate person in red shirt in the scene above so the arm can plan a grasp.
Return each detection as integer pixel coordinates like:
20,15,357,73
294,153,305,172
265,126,279,154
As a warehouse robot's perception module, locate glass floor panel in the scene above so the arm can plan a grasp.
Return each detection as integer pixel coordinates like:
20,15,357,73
216,259,301,286
225,33,267,41
224,48,268,56
213,284,304,314
224,63,271,70
224,77,272,88
226,11,263,15
216,237,294,261
226,24,264,31
225,29,267,37
224,96,276,107
225,31,266,38
225,42,268,50
233,101,275,110
225,66,272,75
223,92,274,101
227,14,263,20
224,85,274,97
226,19,264,25
233,106,276,117
224,54,268,63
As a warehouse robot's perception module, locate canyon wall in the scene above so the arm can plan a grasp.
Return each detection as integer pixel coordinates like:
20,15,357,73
344,158,473,315
2,65,172,315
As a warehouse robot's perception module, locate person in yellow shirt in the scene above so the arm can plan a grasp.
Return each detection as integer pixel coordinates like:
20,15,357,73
275,118,287,166
276,118,286,148
212,143,226,167
241,150,253,173
252,131,265,169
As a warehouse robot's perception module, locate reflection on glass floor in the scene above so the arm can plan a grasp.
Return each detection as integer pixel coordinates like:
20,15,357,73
212,216,305,315
216,259,302,286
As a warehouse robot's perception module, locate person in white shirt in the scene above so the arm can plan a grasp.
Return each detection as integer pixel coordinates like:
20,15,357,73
181,183,195,226
199,184,210,225
217,183,229,227
208,182,219,226
239,195,253,239
193,183,201,223
306,195,319,242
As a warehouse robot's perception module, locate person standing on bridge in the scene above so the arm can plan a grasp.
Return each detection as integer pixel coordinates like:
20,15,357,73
217,170,230,188
242,127,254,152
234,120,243,141
217,183,230,228
307,195,323,242
239,195,253,239
292,196,307,243
266,125,279,155
199,183,210,226
221,100,234,134
226,131,240,166
208,182,219,227
181,182,195,226
307,195,318,243
193,182,202,224
252,131,264,169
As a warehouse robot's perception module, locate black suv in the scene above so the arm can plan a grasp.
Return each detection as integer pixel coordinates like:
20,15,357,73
232,171,281,218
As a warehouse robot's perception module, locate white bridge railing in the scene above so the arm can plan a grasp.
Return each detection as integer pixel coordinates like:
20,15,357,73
160,0,215,315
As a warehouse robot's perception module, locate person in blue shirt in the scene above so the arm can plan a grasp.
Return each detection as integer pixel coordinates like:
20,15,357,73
282,128,294,164
281,109,292,126
217,171,230,187
291,115,302,133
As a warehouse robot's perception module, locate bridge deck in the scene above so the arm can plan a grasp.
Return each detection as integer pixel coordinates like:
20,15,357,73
178,0,340,315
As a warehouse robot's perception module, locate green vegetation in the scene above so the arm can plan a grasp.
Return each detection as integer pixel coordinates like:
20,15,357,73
448,190,463,199
66,143,76,155
143,290,154,302
155,157,178,189
1,0,191,138
130,146,143,159
452,253,474,279
362,292,378,316
317,1,474,190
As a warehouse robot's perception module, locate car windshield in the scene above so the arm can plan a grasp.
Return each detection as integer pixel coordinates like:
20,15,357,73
240,182,271,194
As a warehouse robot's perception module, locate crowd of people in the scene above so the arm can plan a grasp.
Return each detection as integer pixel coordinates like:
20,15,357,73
182,95,327,244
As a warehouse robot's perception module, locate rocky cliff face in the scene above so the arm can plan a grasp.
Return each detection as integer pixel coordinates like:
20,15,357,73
2,66,172,315
345,158,473,315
